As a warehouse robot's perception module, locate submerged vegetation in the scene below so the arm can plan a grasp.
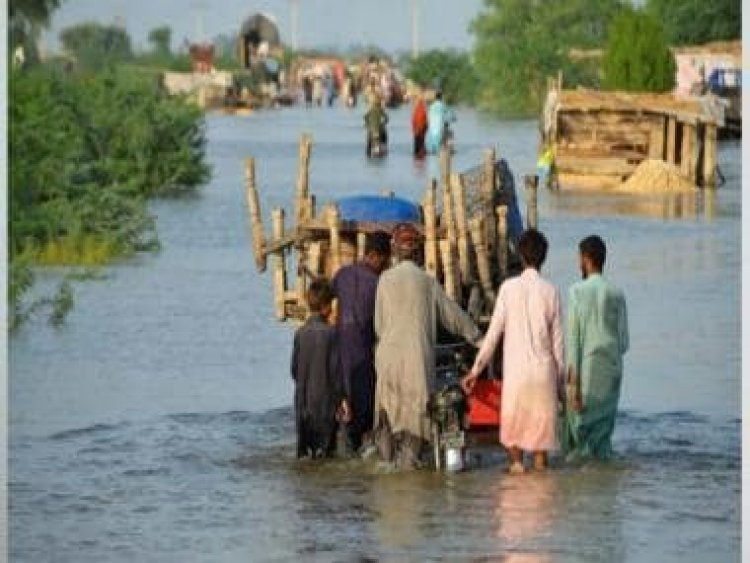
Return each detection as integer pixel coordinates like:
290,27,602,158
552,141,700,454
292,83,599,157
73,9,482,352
9,63,210,327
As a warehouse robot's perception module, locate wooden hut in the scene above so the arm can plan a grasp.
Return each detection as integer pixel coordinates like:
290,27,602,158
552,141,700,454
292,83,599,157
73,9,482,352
542,84,724,191
244,136,532,327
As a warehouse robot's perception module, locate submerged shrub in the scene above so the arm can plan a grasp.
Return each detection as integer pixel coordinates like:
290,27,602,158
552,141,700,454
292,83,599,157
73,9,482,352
9,64,211,326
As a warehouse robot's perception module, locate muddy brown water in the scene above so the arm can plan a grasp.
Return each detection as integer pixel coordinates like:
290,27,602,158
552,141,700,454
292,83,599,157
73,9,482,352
9,105,740,562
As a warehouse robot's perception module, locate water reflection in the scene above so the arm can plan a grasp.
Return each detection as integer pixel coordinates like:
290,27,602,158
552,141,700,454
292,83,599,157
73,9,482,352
369,471,435,551
548,191,718,222
493,474,559,550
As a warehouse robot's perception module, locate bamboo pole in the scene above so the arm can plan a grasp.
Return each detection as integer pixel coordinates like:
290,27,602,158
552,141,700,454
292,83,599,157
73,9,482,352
439,239,459,302
439,145,452,195
496,205,508,281
307,241,322,276
357,231,367,261
524,174,539,229
441,168,458,285
469,217,495,305
481,148,497,251
304,194,316,223
702,123,717,188
451,172,471,284
244,158,267,272
295,134,312,224
423,180,438,277
271,208,287,321
326,204,342,275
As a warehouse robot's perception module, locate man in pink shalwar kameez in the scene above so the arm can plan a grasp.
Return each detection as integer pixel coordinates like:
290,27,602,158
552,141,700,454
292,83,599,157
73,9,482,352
463,229,564,473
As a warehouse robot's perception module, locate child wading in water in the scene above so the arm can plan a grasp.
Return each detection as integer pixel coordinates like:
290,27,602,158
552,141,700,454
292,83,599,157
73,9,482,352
291,278,350,458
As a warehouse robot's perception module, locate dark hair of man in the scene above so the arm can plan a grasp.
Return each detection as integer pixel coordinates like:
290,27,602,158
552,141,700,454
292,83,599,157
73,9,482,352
307,278,334,313
365,231,391,256
579,235,606,270
518,229,548,269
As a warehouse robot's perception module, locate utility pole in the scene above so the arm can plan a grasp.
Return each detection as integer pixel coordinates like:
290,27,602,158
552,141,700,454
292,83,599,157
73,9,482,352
290,0,300,51
193,0,205,43
411,0,420,59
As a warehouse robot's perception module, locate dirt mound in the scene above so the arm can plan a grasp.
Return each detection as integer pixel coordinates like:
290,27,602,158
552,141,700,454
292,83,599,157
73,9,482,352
616,159,697,194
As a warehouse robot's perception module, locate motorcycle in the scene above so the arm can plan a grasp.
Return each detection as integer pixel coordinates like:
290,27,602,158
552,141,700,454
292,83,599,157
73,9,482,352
367,128,388,158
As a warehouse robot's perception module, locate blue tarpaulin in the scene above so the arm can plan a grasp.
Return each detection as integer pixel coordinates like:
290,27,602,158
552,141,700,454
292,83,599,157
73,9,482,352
336,196,421,224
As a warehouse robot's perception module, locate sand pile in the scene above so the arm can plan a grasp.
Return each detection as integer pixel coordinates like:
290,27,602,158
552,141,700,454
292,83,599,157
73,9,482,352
616,159,697,194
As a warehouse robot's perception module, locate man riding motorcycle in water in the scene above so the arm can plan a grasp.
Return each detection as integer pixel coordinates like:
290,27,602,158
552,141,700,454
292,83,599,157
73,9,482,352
364,95,389,157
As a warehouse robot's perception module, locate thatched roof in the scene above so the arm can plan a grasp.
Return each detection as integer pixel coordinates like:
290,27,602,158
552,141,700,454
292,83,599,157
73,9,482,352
554,88,723,125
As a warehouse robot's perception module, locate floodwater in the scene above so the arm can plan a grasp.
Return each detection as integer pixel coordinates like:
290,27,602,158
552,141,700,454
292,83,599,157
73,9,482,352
9,104,741,562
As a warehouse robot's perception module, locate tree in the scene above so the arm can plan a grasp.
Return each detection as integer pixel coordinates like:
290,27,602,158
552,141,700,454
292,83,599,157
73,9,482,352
59,22,133,69
602,8,676,92
148,25,172,56
9,0,63,63
470,0,623,116
646,0,741,46
403,49,478,105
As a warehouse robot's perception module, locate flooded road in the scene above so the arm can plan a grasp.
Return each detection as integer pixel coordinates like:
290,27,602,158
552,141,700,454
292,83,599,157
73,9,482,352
9,105,741,562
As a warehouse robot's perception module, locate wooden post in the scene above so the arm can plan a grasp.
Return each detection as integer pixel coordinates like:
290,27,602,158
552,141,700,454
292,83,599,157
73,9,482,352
681,122,693,180
357,231,367,261
648,117,665,160
326,204,342,275
295,134,312,223
496,205,508,281
304,195,316,222
666,117,677,164
439,145,452,195
451,173,471,284
441,169,458,285
296,245,307,309
271,208,287,321
688,124,699,183
524,174,539,229
439,239,459,302
481,148,497,254
423,180,439,277
307,242,322,277
244,158,267,272
469,217,495,305
702,123,717,188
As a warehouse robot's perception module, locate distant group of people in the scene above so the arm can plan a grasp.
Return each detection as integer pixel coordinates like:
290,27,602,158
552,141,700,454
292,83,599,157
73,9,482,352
291,224,629,472
362,90,456,159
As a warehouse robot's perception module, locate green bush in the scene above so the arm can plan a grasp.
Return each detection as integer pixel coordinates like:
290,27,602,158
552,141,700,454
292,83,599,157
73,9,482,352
403,49,478,105
646,0,741,46
59,22,133,71
9,64,211,325
471,0,623,116
602,9,676,92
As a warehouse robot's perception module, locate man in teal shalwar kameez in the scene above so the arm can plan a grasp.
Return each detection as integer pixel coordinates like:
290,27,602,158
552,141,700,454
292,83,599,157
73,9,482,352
562,235,629,460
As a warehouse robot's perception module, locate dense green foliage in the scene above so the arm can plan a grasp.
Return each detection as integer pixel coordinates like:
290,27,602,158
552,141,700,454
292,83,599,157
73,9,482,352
602,9,676,92
9,65,210,326
59,22,134,70
471,0,624,116
646,0,741,46
403,49,478,105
